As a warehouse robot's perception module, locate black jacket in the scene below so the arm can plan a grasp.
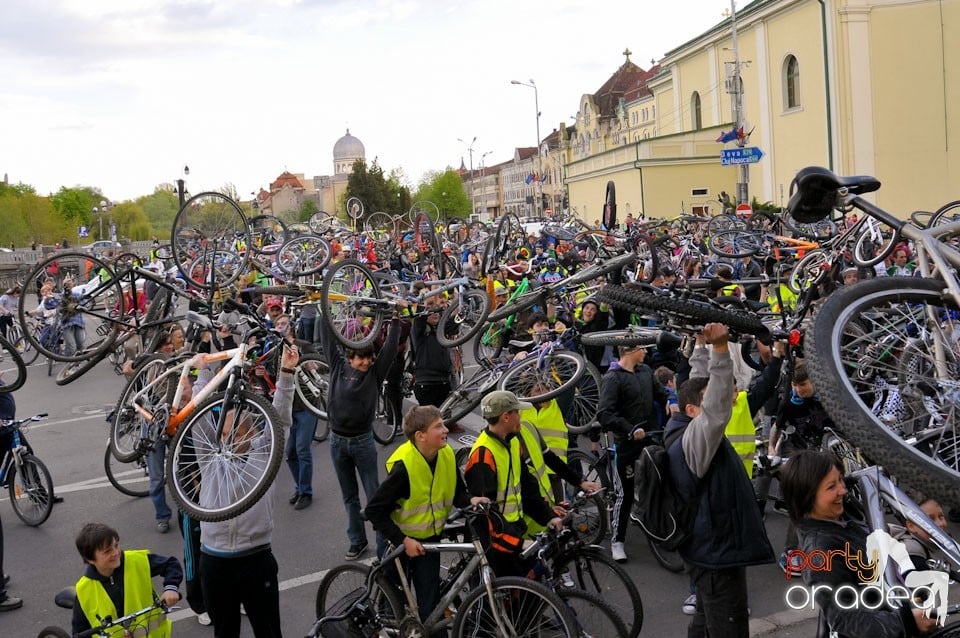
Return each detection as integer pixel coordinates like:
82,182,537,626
597,364,668,440
411,315,452,384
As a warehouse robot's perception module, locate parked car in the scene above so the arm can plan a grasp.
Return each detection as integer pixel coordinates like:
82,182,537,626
83,240,123,255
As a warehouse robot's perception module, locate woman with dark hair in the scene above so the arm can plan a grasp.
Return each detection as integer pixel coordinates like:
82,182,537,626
779,450,938,637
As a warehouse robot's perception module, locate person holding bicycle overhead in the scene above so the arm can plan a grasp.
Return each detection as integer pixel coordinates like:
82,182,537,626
72,522,182,637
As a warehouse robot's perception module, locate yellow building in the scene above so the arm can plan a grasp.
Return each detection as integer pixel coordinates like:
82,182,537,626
564,0,960,220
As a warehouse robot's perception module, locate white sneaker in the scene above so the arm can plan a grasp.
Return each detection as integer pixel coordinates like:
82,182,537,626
682,594,697,615
197,612,212,626
611,541,627,563
561,570,576,588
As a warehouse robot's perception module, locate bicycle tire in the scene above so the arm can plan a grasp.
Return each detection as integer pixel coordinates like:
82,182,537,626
564,251,637,289
166,390,284,522
556,587,628,638
473,323,505,366
579,327,670,348
747,210,780,232
314,562,404,628
248,214,289,255
17,252,122,362
36,627,71,638
372,390,397,445
276,234,331,276
346,196,365,220
54,339,110,386
321,259,385,351
14,323,40,366
440,367,503,425
497,350,587,402
111,355,175,462
787,249,830,294
564,486,608,546
568,362,602,434
451,576,579,638
806,277,960,504
455,445,471,475
706,214,746,237
171,192,250,290
851,221,899,268
629,234,658,284
294,354,329,421
708,229,763,258
8,453,55,526
929,200,960,227
104,443,150,498
437,289,491,347
365,211,395,245
595,285,770,340
567,450,611,493
785,214,836,240
0,334,27,393
644,534,684,573
554,547,643,638
927,622,960,638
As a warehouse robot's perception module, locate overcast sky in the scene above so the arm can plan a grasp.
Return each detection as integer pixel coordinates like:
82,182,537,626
1,0,732,203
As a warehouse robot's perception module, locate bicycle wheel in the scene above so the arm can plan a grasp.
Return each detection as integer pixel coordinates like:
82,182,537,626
104,442,150,498
473,323,505,365
785,214,836,240
308,211,336,234
276,234,332,276
18,252,122,362
928,200,960,227
171,191,250,290
498,351,587,402
248,214,289,255
0,335,27,393
166,390,284,522
294,354,329,420
787,249,830,294
54,339,110,386
372,390,397,445
556,588,628,638
437,289,491,347
644,534,684,573
13,323,39,366
314,563,404,627
452,576,579,638
566,487,608,546
321,259,385,351
851,219,899,268
408,200,440,225
486,287,546,322
706,214,746,236
708,229,763,258
568,362,602,435
927,623,960,638
8,453,55,526
346,196,365,220
111,355,175,462
440,367,503,425
36,627,71,638
567,450,611,493
807,277,960,504
555,547,643,638
365,211,395,245
747,210,780,232
629,235,657,284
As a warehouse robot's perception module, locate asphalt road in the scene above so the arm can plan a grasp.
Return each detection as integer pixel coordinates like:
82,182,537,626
0,354,953,637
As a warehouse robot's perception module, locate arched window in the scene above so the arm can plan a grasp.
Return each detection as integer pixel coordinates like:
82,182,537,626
784,55,801,109
691,92,702,130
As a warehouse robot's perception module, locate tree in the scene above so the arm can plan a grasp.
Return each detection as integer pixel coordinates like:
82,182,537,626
50,186,98,225
109,201,153,241
137,188,180,239
299,198,319,222
346,158,391,218
416,170,469,219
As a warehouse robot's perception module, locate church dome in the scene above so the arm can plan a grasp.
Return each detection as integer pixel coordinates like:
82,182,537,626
333,129,365,160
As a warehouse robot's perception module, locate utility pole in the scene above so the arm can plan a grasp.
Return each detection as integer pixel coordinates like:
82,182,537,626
728,0,749,205
458,137,477,215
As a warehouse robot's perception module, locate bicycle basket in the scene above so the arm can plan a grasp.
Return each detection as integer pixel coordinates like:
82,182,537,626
318,587,377,638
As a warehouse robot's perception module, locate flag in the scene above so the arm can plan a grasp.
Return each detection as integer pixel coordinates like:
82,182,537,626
737,124,755,141
525,173,534,184
716,127,739,143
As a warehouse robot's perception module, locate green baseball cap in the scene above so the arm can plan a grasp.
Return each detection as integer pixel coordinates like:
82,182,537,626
481,390,533,419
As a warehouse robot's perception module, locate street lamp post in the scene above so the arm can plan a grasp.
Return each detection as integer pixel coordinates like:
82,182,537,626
92,200,109,240
479,151,492,219
458,136,477,215
176,165,190,209
511,79,542,217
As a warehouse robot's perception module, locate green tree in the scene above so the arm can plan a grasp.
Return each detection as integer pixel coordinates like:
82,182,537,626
346,158,392,219
299,198,319,222
110,201,153,241
137,187,180,239
416,170,469,219
50,186,99,226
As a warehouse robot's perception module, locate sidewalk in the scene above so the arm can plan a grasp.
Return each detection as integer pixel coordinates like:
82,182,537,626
750,609,818,636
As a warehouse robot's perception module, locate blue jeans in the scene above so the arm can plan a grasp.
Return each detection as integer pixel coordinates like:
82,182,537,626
329,431,383,553
148,439,171,523
285,410,317,496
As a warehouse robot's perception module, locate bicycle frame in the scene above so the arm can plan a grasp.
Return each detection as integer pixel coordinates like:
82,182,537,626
0,426,27,486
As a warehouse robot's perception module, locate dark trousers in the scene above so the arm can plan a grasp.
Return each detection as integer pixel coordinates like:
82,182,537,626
384,551,442,622
0,511,6,601
384,356,405,427
414,381,451,409
610,440,643,543
200,549,280,638
177,511,206,614
686,565,750,638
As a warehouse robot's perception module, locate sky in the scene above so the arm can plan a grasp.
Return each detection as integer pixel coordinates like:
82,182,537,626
0,0,733,204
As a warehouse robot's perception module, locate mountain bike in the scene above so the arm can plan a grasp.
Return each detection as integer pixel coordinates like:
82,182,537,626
0,333,27,393
0,413,55,526
37,586,176,638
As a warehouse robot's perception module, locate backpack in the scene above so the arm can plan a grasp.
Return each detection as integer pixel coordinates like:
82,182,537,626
631,426,703,551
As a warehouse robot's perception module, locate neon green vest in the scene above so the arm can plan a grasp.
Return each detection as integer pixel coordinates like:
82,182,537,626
471,430,522,522
724,391,756,478
518,422,554,537
520,400,568,465
75,549,171,638
766,284,797,314
385,442,456,539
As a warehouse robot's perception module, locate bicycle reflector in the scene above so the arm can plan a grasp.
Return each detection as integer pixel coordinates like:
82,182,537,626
788,329,803,347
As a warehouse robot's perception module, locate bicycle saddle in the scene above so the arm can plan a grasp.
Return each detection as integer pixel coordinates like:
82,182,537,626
787,166,881,223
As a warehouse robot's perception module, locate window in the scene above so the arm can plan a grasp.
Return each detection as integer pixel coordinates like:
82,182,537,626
784,55,800,110
691,92,702,130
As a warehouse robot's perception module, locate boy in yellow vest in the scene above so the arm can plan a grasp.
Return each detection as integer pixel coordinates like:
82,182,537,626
366,406,486,622
72,522,182,637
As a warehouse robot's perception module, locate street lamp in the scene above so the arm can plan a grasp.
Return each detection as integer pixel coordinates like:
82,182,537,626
478,151,492,219
458,136,477,215
92,199,110,240
511,79,542,217
176,165,190,209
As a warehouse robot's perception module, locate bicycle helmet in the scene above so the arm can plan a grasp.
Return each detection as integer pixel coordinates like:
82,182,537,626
545,258,558,270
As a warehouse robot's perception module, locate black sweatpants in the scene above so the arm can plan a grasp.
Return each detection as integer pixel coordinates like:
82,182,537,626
201,548,280,638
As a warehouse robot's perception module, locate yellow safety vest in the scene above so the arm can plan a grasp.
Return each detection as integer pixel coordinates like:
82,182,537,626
766,284,797,315
724,391,756,478
75,550,171,638
470,430,522,522
720,283,741,298
520,400,568,465
518,422,554,537
385,442,456,539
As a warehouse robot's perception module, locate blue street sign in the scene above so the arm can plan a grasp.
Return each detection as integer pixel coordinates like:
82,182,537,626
78,226,89,238
721,147,765,166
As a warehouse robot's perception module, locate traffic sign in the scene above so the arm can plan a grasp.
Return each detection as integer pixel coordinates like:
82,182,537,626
721,147,765,166
78,226,89,238
736,204,752,214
